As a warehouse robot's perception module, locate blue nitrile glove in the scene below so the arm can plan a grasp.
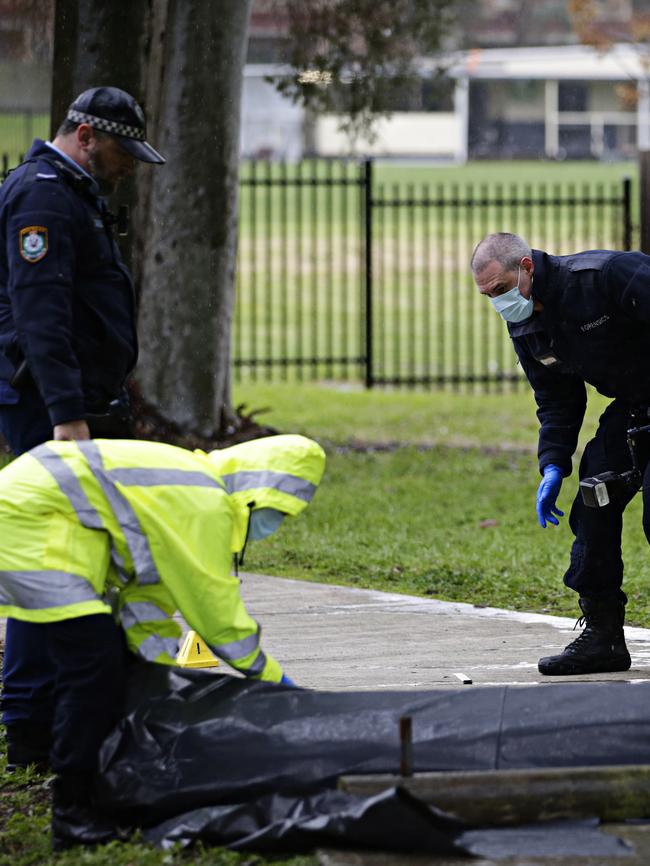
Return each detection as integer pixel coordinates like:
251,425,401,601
536,464,564,528
280,673,298,688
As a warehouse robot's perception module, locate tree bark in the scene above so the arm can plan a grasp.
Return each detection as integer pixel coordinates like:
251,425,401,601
50,0,148,130
137,0,252,435
50,0,252,436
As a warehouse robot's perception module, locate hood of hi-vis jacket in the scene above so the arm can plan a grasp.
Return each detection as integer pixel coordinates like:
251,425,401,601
206,434,326,553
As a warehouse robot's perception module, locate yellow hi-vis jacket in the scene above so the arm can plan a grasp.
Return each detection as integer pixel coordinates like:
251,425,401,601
0,434,325,683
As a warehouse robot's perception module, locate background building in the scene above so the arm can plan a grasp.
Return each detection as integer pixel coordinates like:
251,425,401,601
0,0,647,163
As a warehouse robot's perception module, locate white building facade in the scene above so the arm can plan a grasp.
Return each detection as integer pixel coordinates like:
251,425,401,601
240,44,649,163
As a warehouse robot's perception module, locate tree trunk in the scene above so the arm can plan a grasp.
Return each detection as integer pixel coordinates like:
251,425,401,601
50,0,156,275
137,0,252,435
50,0,149,133
50,0,251,436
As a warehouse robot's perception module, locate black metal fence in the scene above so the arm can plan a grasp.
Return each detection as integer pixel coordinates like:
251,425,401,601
235,160,634,390
2,153,635,391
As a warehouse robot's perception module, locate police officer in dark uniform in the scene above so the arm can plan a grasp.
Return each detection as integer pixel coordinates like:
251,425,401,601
471,231,650,676
0,86,164,769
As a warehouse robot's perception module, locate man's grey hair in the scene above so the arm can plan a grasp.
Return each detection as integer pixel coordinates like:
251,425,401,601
471,232,531,275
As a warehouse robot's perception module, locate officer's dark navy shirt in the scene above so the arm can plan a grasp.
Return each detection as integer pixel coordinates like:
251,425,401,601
0,139,137,425
508,248,650,477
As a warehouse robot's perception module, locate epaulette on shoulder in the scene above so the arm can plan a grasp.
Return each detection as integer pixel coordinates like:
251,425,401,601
21,158,61,184
34,170,61,183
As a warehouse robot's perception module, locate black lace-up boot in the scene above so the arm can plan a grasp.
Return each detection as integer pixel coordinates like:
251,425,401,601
538,596,631,675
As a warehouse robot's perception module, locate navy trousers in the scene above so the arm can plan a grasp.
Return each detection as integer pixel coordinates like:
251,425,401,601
0,381,56,726
43,614,128,773
564,399,650,602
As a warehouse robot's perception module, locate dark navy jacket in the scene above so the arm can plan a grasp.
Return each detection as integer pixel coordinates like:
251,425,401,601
0,139,137,425
509,248,650,476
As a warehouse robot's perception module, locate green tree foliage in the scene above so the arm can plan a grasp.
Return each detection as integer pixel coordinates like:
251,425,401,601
272,0,458,139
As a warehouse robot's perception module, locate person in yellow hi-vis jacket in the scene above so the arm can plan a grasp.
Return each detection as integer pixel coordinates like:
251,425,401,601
0,433,325,848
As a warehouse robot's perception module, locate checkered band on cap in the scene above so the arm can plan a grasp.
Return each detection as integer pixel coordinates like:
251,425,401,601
67,109,145,140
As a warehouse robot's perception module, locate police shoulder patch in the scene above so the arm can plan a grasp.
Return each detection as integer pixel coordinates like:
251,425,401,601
19,226,48,263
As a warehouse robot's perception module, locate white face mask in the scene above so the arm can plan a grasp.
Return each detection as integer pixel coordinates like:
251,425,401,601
489,266,534,323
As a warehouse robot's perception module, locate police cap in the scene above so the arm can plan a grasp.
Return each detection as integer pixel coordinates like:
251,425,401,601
67,86,165,165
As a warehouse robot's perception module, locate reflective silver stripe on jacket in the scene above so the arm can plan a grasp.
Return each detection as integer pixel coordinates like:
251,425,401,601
220,470,316,502
108,468,223,489
31,444,104,530
0,569,105,609
137,634,179,661
119,601,169,630
209,628,261,662
78,441,161,586
245,650,267,677
31,444,130,585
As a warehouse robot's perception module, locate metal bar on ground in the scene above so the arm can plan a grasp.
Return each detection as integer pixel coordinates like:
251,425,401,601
399,715,413,777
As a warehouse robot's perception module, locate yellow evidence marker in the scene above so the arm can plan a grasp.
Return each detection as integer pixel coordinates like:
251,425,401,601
176,630,220,668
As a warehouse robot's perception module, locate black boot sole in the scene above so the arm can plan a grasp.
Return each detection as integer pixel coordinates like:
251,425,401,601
538,655,631,676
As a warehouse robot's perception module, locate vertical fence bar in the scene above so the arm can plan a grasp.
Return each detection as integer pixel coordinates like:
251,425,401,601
364,158,374,389
265,160,273,380
437,182,445,385
582,181,591,251
480,183,490,393
423,182,431,385
451,182,460,391
326,159,334,379
392,180,401,385
341,162,349,379
567,181,576,253
595,181,604,252
296,160,304,381
623,176,632,251
553,181,562,254
466,182,475,389
280,161,289,381
407,182,416,386
378,179,386,382
250,160,258,381
494,181,505,393
539,181,548,254
310,159,318,379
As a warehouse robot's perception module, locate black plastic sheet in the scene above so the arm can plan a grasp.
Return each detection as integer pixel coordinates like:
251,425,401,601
143,788,631,860
80,662,648,855
143,787,468,855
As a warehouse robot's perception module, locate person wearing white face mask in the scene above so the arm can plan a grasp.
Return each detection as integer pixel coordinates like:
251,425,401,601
487,264,535,323
471,231,650,678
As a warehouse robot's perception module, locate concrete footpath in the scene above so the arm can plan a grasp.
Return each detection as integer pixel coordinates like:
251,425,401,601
2,574,650,685
239,572,650,688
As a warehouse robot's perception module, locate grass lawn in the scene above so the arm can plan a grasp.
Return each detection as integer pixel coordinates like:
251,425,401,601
235,382,650,628
0,744,316,866
0,382,647,860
